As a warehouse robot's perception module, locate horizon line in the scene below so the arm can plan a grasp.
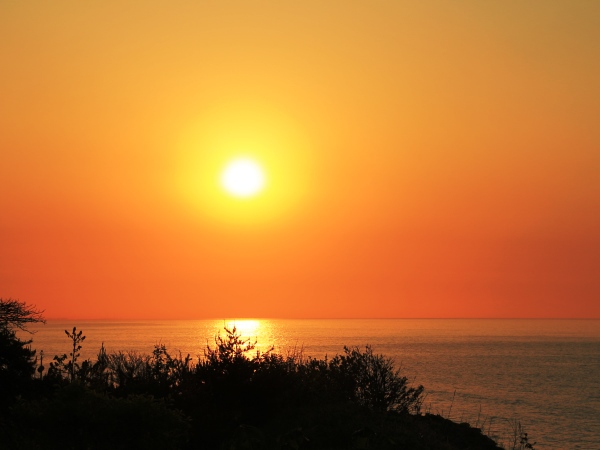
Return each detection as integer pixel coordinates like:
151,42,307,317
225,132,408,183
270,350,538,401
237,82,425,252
40,316,600,321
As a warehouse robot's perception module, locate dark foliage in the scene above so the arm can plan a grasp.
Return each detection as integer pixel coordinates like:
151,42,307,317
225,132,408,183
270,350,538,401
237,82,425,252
3,383,190,450
0,298,44,408
0,328,37,406
0,318,510,449
329,345,425,413
0,298,45,332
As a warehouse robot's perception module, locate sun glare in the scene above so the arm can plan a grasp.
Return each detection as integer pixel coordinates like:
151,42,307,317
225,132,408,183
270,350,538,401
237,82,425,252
223,319,261,336
221,159,265,198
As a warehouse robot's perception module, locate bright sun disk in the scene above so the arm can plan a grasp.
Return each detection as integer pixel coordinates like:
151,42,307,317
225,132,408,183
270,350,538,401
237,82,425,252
221,159,265,197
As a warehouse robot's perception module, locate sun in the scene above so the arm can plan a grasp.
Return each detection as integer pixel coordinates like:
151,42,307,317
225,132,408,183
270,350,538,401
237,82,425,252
221,158,265,198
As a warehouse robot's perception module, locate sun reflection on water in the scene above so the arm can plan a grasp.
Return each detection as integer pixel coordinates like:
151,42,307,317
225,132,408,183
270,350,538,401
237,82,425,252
207,319,282,353
222,319,260,336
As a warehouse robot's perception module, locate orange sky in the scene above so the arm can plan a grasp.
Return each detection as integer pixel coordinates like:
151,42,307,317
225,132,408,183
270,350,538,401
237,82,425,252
1,1,599,319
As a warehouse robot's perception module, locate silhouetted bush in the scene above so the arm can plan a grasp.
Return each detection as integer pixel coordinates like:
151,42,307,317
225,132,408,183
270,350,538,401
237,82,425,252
329,345,425,413
0,298,44,408
1,319,510,449
0,328,37,406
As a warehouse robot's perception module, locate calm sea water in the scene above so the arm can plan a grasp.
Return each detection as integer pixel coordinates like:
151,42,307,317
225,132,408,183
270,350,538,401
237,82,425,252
23,319,600,450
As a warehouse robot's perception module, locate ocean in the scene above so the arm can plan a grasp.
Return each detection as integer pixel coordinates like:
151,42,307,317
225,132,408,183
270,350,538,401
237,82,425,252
22,319,600,450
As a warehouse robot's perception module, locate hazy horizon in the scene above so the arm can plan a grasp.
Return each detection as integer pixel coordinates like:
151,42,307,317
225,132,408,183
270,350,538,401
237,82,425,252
40,315,600,321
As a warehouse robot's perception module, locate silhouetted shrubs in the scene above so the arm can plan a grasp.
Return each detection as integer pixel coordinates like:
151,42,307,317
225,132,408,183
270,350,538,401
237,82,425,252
0,320,508,449
0,298,44,408
47,326,86,382
0,327,37,406
329,345,425,413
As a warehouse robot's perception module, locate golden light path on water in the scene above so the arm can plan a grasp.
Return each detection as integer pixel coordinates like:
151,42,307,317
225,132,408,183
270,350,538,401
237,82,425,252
24,318,600,365
26,319,301,362
221,319,260,337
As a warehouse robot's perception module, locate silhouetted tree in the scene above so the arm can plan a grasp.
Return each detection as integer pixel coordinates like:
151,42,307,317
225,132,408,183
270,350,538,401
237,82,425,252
0,298,45,407
0,298,45,332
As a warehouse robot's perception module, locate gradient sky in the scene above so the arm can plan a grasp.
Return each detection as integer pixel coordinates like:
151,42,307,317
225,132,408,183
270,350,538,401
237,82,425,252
1,1,599,319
